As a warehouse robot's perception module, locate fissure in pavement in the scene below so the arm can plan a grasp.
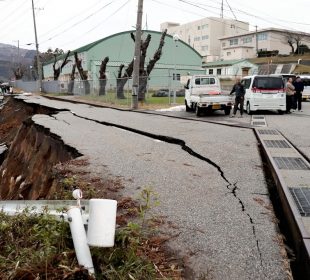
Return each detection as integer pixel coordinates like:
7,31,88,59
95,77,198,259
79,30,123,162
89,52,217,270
69,110,264,267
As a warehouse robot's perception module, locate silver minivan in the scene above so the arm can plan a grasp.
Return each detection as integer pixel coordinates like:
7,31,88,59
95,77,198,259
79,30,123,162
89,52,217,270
241,75,286,114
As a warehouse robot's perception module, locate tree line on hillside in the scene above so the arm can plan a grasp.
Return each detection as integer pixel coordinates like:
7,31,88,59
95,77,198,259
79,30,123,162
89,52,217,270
12,30,167,102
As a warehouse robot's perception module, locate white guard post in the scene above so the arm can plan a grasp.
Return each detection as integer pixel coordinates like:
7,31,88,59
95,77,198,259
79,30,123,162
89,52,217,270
0,189,118,277
87,199,117,247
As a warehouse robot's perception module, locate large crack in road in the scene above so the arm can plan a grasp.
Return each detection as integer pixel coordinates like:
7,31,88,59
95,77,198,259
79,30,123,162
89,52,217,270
64,110,264,267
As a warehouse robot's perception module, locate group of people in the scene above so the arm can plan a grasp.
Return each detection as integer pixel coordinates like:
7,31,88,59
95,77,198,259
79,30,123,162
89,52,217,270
229,76,305,117
285,76,304,113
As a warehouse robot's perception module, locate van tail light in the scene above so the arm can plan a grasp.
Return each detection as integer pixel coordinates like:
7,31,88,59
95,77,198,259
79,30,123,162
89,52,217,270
208,90,220,95
252,87,284,93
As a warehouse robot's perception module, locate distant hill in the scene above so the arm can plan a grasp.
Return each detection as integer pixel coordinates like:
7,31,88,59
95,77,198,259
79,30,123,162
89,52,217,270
0,43,36,81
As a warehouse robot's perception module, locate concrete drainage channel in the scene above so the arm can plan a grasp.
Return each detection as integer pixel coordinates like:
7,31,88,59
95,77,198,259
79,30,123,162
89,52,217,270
251,115,267,127
255,127,310,279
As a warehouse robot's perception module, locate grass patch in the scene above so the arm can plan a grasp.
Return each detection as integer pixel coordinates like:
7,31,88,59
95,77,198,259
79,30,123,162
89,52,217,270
43,90,184,108
0,188,182,279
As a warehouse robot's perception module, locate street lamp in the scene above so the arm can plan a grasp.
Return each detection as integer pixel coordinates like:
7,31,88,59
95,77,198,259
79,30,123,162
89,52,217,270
173,34,180,104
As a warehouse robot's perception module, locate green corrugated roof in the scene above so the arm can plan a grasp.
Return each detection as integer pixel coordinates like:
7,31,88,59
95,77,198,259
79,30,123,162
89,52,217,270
44,30,202,65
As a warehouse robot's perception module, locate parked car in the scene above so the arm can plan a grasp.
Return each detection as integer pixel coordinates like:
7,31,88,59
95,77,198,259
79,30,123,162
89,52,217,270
241,75,286,114
152,88,170,97
300,75,310,101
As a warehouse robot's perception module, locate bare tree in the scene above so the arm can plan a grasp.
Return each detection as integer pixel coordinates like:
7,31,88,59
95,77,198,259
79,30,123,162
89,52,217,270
116,61,133,99
285,32,304,54
74,51,90,94
12,67,24,80
294,34,304,54
116,33,151,99
138,29,167,101
99,56,109,96
53,50,71,80
116,30,167,100
286,34,296,54
68,64,76,94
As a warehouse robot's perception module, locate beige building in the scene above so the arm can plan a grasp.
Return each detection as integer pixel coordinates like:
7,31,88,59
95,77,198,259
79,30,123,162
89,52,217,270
160,17,249,62
219,28,310,60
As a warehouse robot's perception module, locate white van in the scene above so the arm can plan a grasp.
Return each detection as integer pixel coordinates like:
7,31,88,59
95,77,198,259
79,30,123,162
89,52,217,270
241,75,286,114
300,75,310,101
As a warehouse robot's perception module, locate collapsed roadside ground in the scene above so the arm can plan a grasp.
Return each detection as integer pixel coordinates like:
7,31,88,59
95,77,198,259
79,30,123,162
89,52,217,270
0,95,292,279
0,97,183,279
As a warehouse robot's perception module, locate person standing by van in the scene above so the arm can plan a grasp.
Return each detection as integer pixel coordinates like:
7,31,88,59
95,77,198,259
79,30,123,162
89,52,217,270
293,76,304,112
285,77,295,113
230,78,245,117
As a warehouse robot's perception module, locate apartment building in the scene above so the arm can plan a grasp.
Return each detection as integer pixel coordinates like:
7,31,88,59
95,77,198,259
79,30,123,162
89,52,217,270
219,28,310,60
160,17,249,62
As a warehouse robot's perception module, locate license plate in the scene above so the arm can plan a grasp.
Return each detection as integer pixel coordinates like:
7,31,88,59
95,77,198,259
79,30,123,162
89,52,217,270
212,104,221,109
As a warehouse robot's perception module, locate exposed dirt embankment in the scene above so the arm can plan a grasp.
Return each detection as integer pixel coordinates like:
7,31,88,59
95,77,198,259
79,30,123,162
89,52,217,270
0,97,81,199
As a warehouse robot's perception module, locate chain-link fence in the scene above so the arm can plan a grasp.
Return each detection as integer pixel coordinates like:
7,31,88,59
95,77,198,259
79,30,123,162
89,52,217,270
13,75,187,108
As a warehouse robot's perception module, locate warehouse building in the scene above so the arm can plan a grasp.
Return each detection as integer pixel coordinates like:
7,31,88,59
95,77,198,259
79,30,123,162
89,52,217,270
42,30,204,95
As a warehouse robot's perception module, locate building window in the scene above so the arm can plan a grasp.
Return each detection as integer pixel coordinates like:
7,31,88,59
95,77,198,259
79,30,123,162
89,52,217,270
227,52,231,56
229,38,238,45
231,24,235,29
222,42,226,47
198,26,201,30
173,73,180,81
257,33,268,41
202,35,209,40
209,69,213,74
217,69,222,75
194,36,201,42
201,24,208,29
201,45,208,51
242,36,252,43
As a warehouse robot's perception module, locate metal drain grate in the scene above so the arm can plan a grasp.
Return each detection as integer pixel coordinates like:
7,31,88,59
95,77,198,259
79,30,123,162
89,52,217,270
252,116,265,119
273,157,310,170
252,121,266,125
289,187,310,216
264,140,290,148
258,129,279,135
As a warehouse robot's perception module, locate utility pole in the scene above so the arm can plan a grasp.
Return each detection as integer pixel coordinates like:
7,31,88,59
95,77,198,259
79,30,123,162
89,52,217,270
17,40,20,65
12,40,20,66
131,0,144,109
31,0,42,92
220,0,223,18
255,25,258,57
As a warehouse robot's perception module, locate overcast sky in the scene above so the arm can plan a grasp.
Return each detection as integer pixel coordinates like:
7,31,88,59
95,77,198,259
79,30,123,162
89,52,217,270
1,0,310,52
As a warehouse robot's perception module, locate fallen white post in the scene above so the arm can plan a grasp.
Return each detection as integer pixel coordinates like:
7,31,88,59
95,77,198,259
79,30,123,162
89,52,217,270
67,206,94,274
0,189,118,277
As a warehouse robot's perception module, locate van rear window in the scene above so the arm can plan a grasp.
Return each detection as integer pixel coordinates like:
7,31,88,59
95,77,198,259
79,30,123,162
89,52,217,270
195,77,216,85
253,77,284,89
301,78,310,87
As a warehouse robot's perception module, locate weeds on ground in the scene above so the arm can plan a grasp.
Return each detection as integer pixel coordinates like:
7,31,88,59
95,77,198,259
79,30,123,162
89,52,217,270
0,188,181,279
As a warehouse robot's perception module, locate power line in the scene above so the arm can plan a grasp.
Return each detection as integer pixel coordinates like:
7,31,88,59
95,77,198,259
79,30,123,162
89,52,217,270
39,0,105,39
39,1,114,46
58,0,131,50
151,0,310,56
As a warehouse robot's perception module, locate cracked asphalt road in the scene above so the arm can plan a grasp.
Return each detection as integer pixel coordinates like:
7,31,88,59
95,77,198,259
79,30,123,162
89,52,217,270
19,96,288,279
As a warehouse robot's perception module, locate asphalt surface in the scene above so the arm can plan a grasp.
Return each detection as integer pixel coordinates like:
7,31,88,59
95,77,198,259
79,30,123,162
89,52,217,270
15,95,293,279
